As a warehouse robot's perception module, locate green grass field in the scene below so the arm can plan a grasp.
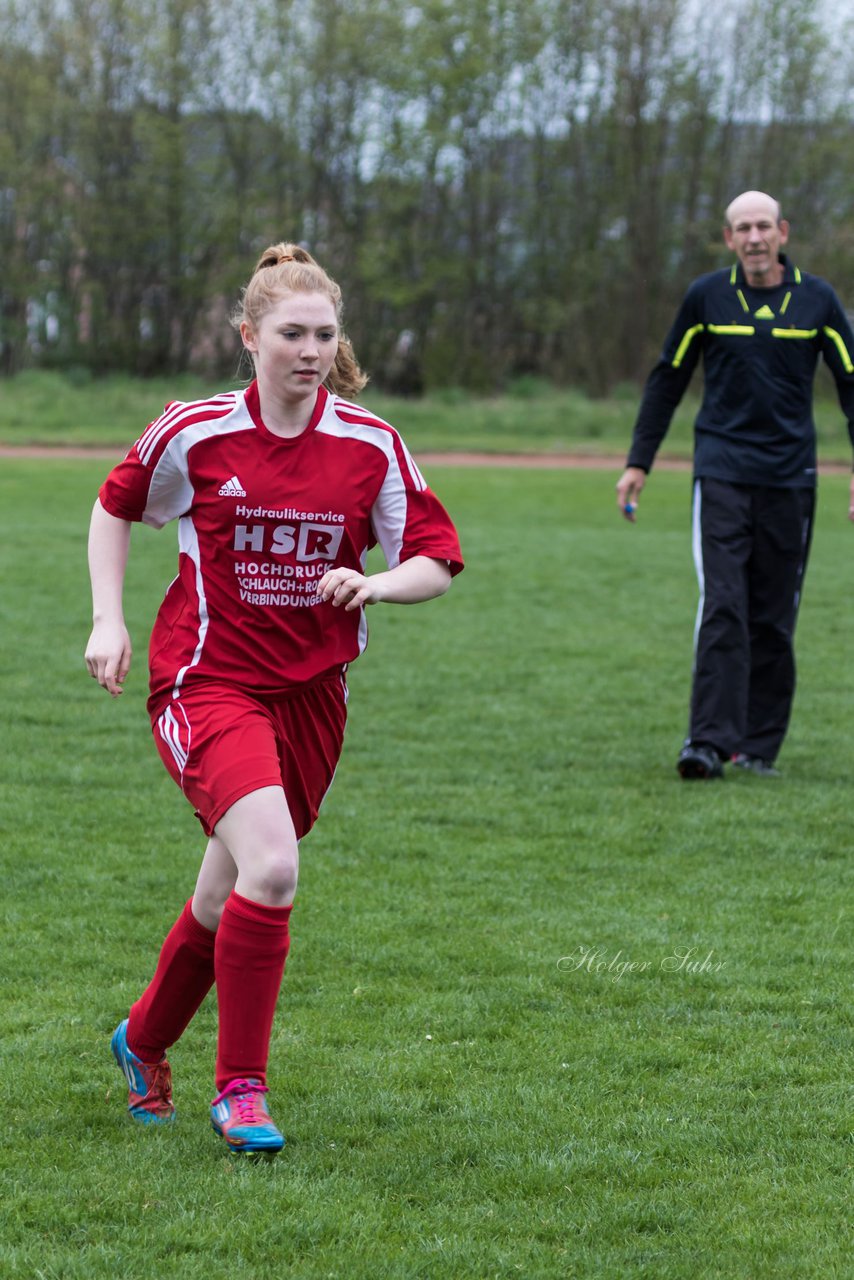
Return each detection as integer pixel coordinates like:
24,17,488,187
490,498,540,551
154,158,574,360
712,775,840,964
1,368,852,461
1,457,852,1278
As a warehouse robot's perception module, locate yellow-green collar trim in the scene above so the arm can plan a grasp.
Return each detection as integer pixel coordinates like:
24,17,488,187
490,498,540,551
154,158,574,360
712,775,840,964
729,258,800,287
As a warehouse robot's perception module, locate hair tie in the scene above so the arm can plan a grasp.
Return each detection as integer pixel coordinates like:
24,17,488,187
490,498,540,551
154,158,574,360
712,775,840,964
278,253,295,264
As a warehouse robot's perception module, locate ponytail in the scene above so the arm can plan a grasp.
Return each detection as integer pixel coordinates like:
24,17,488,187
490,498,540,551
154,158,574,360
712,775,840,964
232,242,368,398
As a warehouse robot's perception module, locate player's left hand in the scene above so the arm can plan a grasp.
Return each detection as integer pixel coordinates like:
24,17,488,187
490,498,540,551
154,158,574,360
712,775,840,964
318,567,382,610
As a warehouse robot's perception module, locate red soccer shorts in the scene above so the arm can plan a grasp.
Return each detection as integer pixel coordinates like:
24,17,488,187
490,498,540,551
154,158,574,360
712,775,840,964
149,673,348,839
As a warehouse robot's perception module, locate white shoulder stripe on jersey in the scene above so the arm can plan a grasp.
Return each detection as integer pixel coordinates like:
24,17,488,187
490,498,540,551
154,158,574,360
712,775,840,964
137,393,239,466
401,447,426,491
332,397,394,422
141,407,256,530
138,397,238,467
138,392,237,451
321,407,427,492
138,393,235,456
316,416,409,570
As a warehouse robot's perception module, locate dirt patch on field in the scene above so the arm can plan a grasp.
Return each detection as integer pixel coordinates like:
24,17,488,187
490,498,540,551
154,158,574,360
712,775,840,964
418,453,851,475
0,445,849,474
0,444,668,468
417,452,642,469
0,445,128,460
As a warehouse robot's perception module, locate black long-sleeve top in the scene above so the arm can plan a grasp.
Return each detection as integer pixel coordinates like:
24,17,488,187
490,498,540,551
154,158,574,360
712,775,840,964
627,255,854,488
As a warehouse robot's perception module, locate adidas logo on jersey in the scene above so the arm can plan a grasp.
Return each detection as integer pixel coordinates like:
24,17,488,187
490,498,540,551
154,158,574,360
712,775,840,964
219,475,247,497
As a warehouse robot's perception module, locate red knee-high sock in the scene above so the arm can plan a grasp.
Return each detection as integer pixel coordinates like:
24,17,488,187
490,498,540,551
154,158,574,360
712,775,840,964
214,891,292,1092
127,898,217,1063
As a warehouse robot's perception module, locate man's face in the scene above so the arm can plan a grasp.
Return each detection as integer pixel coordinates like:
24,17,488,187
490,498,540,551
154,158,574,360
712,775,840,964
724,197,789,286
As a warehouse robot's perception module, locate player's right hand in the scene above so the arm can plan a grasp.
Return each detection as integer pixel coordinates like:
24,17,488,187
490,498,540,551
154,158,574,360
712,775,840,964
85,620,132,697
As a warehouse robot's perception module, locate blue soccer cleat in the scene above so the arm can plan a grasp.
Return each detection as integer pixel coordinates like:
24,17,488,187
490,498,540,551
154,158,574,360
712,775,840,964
110,1019,175,1124
211,1078,285,1155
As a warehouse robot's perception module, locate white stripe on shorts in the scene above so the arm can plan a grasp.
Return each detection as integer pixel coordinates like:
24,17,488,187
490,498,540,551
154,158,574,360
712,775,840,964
157,703,191,775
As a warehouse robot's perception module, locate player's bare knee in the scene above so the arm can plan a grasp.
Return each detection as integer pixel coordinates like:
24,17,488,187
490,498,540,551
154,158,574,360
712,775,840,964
192,889,228,931
252,852,298,905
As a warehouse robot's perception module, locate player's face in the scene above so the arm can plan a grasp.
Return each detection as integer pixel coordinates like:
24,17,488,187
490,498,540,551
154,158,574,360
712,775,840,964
723,197,789,286
241,291,339,402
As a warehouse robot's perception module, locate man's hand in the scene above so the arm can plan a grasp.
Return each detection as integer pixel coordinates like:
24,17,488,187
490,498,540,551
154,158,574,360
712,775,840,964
616,467,647,522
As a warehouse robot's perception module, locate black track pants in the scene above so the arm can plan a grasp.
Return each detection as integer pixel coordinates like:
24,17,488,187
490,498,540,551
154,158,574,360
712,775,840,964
688,478,815,761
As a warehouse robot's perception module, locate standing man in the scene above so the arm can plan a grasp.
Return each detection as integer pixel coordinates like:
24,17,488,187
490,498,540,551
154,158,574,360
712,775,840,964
616,191,854,780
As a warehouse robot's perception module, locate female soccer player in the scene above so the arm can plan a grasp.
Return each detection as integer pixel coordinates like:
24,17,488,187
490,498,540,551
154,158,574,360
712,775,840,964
85,243,463,1155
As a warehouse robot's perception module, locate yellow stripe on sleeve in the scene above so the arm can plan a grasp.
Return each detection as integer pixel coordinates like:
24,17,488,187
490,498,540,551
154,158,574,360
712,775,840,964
672,324,705,368
824,327,854,373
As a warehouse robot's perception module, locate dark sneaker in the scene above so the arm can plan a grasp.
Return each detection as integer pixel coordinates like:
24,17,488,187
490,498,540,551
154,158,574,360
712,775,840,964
111,1019,175,1124
731,753,780,777
676,744,724,780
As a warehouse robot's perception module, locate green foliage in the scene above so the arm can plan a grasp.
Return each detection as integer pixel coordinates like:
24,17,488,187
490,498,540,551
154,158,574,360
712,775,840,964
2,371,853,464
0,457,852,1276
0,369,690,454
1,0,853,387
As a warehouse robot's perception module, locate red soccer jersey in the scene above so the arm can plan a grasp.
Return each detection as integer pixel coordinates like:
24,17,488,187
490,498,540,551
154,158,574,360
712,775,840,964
99,382,464,704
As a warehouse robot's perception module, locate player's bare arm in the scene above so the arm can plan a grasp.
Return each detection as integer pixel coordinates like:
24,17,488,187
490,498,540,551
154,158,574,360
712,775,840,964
616,466,647,522
319,555,452,611
85,500,133,697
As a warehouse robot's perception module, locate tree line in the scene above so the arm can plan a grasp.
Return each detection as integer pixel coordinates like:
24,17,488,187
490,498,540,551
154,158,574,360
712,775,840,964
2,0,853,392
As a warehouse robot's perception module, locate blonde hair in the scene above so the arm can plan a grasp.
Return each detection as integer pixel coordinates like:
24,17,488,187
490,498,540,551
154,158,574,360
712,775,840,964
232,242,368,398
